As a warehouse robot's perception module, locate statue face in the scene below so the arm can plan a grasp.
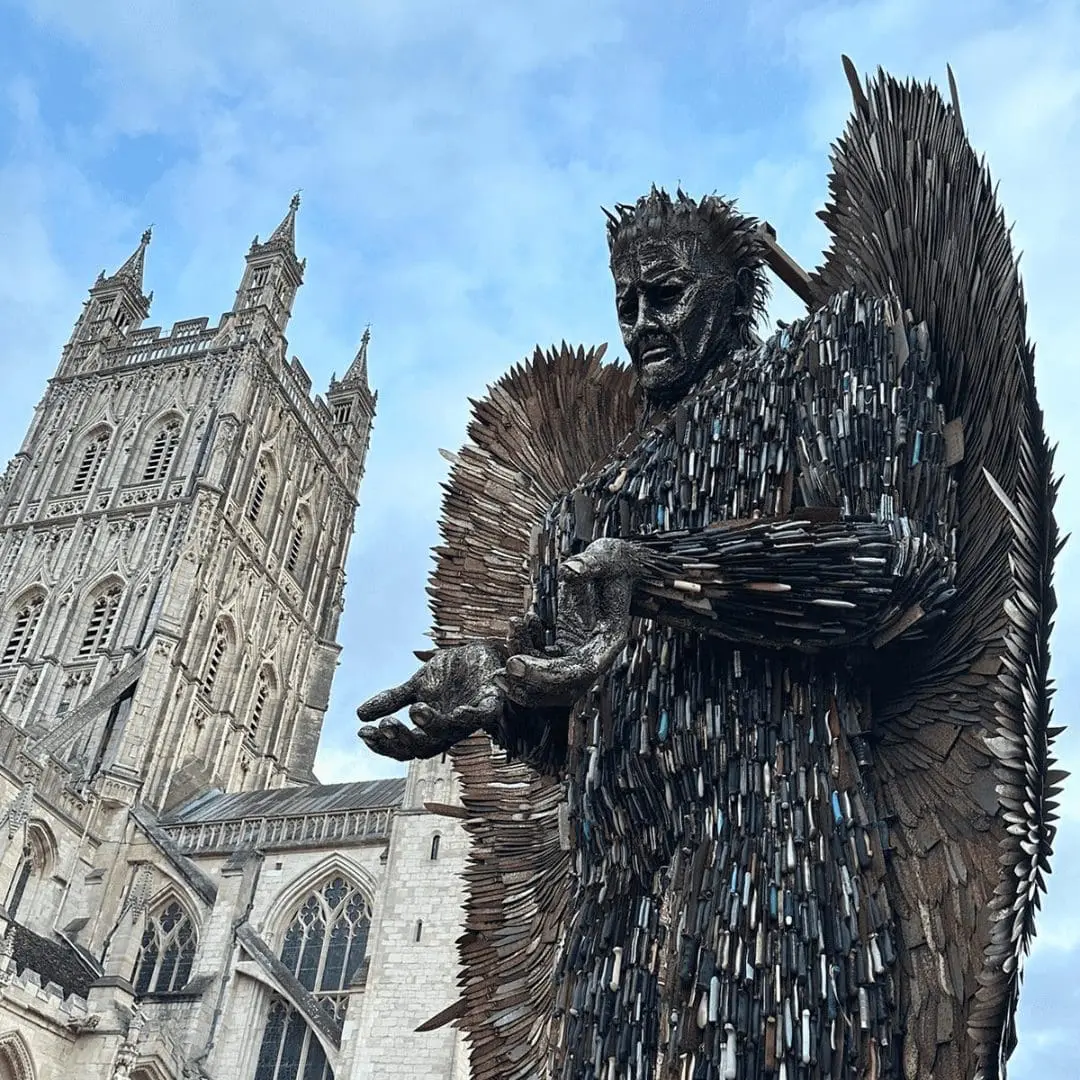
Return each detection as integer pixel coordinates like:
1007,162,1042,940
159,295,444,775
612,236,738,402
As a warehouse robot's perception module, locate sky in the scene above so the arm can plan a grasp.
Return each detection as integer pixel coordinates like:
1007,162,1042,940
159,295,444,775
1,0,1078,1072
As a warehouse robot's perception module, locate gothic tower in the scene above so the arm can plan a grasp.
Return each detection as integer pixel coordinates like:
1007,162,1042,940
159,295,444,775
0,195,376,813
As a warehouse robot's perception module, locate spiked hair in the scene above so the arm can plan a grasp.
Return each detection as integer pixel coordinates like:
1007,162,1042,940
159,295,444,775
604,187,771,324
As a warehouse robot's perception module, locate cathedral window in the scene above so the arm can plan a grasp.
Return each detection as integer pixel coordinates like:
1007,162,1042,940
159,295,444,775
77,585,122,657
248,468,270,525
430,833,441,860
5,823,53,922
132,900,197,995
2,594,44,666
251,266,270,289
248,668,274,740
201,622,231,700
143,420,182,482
333,402,352,425
285,522,304,575
252,877,370,1080
72,432,109,493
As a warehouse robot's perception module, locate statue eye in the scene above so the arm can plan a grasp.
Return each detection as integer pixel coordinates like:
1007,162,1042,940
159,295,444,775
617,294,638,322
649,284,684,309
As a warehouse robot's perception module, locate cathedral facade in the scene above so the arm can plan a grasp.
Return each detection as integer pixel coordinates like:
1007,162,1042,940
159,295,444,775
0,199,467,1080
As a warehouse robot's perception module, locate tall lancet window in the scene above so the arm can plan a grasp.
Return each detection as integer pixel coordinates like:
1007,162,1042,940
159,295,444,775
2,593,44,666
72,430,110,493
252,876,371,1080
132,900,197,995
285,521,304,575
248,460,274,527
201,621,231,701
285,508,310,579
6,824,52,921
77,585,122,658
143,419,181,482
248,668,274,741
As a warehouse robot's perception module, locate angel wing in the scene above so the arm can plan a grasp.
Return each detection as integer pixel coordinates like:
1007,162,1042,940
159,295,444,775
426,344,641,1079
806,60,1062,1080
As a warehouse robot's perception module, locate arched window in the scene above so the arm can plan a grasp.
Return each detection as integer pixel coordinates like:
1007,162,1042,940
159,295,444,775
132,900,197,995
253,877,371,1080
6,822,52,921
0,1030,35,1080
249,669,274,741
143,419,181,482
72,430,109,493
284,520,304,576
430,834,440,861
77,584,122,657
248,461,273,526
1,594,44,666
201,621,231,700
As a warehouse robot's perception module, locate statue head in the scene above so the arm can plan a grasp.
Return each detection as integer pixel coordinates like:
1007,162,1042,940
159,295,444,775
605,188,769,403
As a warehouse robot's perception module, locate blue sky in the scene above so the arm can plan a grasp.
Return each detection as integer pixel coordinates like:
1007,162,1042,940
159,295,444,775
2,0,1079,1072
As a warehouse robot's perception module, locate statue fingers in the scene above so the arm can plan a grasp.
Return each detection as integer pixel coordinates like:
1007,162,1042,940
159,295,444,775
496,654,593,705
358,717,449,761
409,702,468,741
355,671,420,727
450,695,503,731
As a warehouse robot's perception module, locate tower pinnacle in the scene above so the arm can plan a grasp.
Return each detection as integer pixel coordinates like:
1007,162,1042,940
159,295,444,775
104,226,153,297
266,192,301,252
232,195,306,333
343,326,371,385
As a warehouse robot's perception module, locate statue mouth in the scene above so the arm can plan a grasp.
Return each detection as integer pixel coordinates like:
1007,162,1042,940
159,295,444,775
633,334,675,371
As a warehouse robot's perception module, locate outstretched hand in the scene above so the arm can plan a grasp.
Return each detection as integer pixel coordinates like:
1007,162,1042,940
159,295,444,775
357,539,654,762
357,641,509,761
496,538,649,707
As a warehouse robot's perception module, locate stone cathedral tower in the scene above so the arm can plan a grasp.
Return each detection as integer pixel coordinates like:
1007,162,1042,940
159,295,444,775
0,201,470,1080
0,195,371,811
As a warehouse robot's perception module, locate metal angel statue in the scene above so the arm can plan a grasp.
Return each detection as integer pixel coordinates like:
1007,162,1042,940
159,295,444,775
357,59,1060,1080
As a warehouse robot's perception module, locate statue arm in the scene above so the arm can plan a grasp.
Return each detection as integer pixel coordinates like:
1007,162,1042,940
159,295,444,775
630,510,955,651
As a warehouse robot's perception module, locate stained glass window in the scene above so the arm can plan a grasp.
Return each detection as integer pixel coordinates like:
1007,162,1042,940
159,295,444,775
132,901,197,995
251,877,371,1080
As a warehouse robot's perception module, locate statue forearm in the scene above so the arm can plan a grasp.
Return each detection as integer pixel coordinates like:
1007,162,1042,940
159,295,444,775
633,513,955,651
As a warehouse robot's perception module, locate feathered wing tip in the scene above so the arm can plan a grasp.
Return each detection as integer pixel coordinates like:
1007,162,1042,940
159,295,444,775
813,59,1059,1079
425,341,640,1079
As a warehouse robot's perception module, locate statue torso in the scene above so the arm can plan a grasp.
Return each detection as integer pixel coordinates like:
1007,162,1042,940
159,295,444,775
536,325,904,1078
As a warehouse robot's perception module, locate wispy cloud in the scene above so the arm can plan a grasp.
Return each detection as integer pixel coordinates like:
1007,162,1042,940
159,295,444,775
2,0,1079,1069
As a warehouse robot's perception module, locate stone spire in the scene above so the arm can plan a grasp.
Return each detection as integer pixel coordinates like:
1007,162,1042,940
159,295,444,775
108,227,153,294
342,326,371,385
62,227,154,357
232,194,306,333
266,192,301,251
91,226,153,308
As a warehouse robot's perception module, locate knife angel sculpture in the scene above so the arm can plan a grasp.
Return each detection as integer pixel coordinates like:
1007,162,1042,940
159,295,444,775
359,60,1060,1080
